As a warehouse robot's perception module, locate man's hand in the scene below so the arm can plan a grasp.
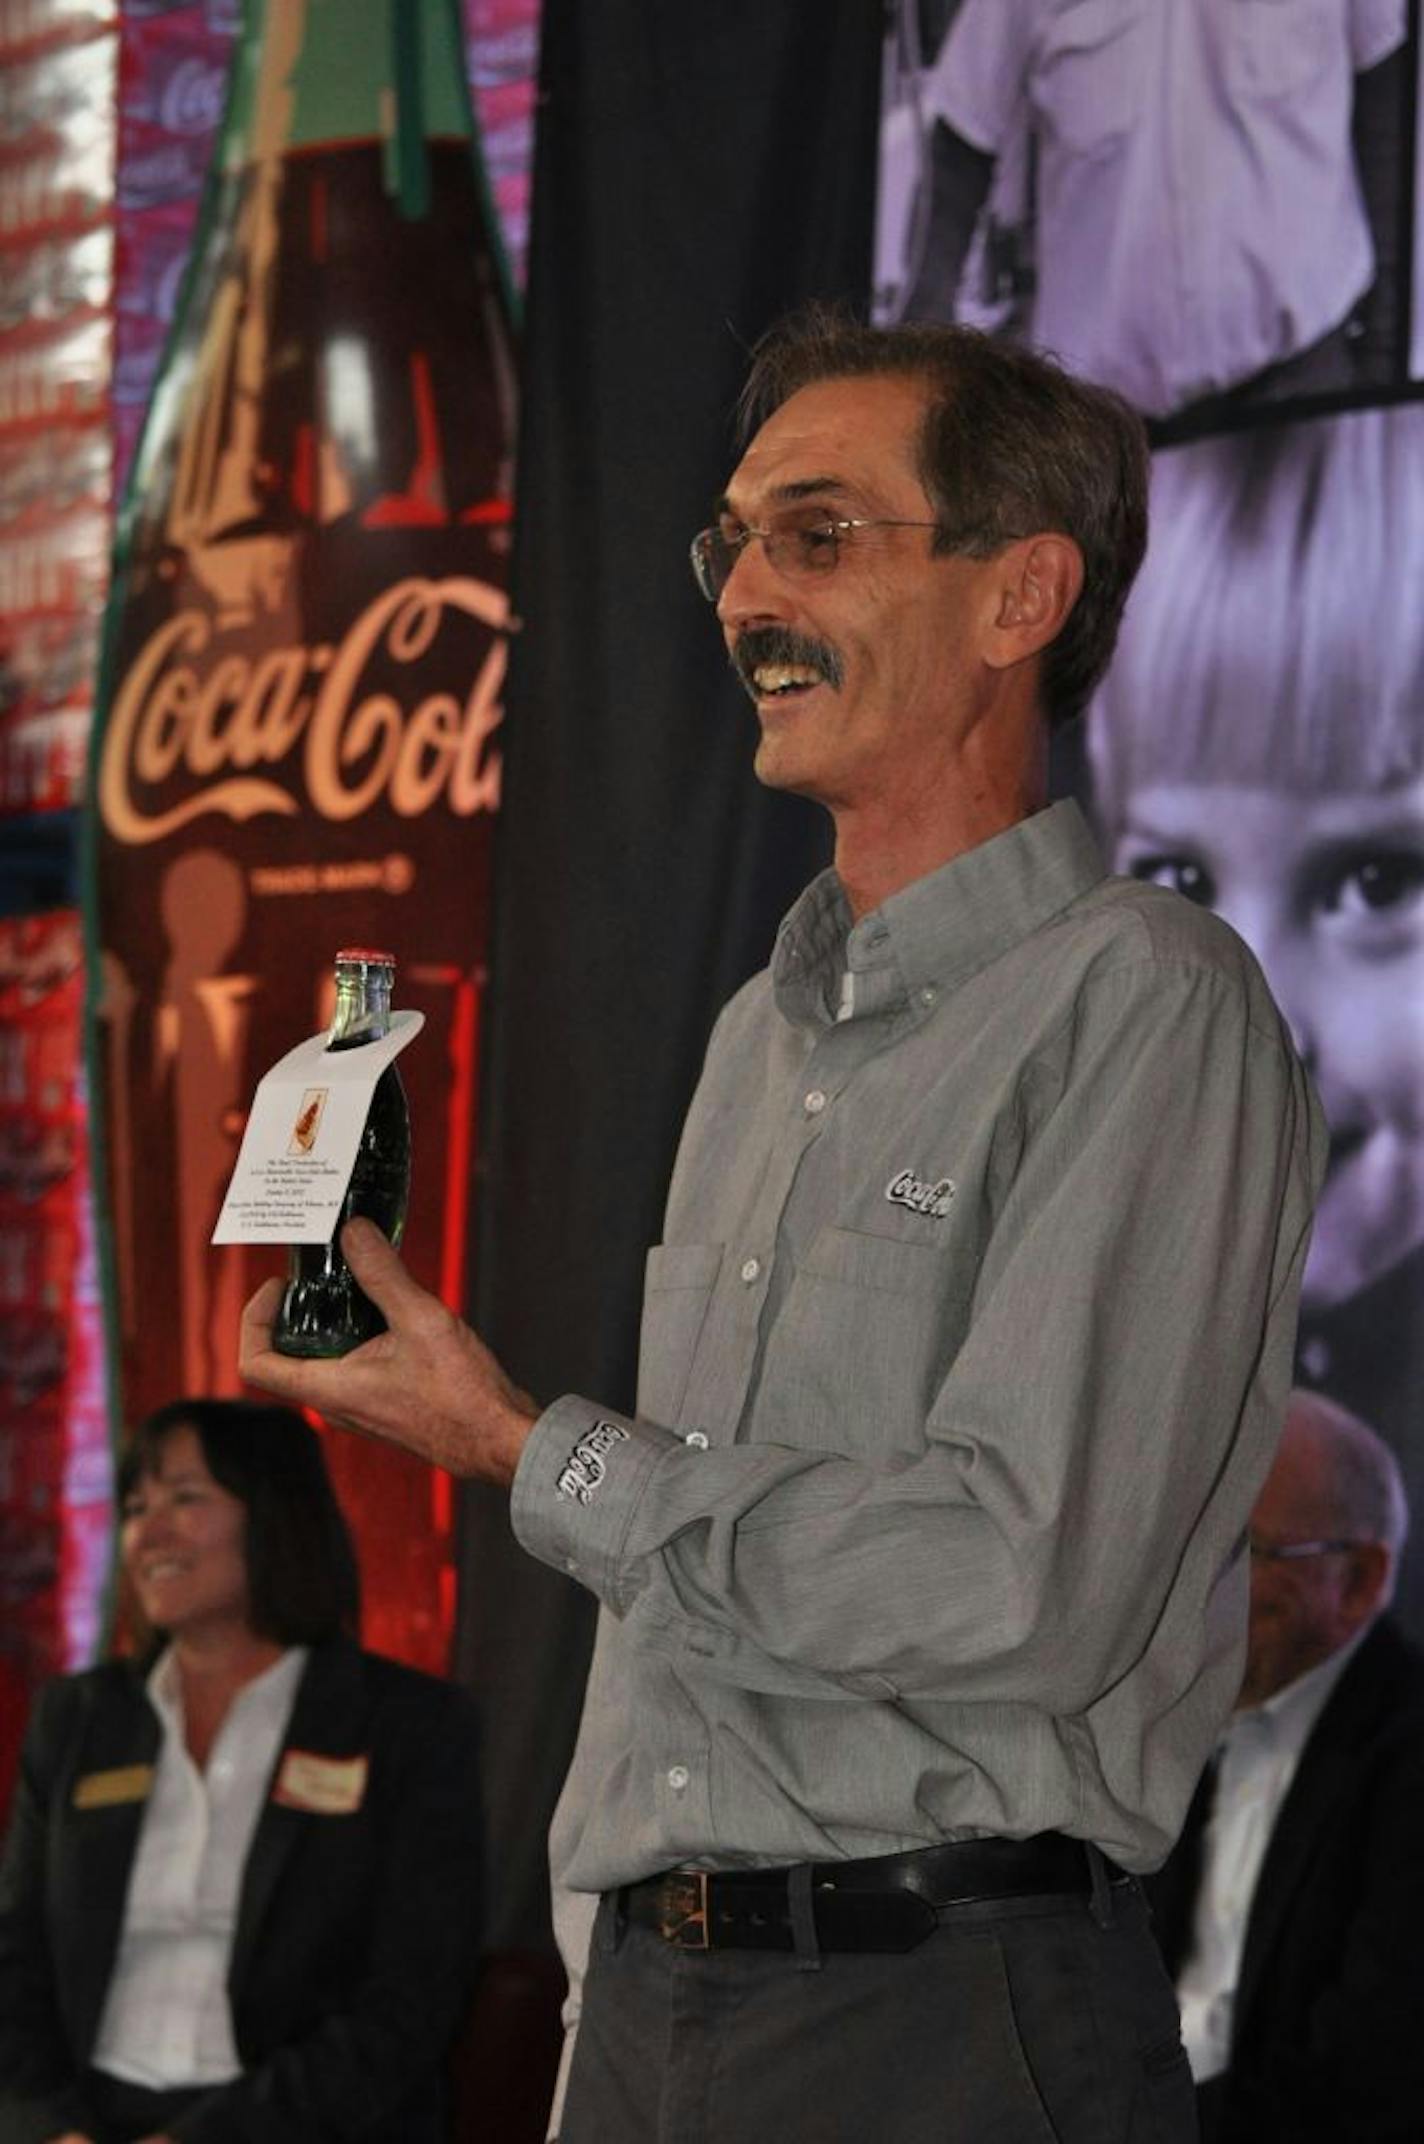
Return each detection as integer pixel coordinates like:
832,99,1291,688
239,1219,540,1485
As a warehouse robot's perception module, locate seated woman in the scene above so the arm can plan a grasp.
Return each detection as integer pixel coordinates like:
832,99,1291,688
0,1398,484,2144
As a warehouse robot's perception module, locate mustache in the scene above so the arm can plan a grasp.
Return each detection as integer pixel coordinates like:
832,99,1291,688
730,625,844,701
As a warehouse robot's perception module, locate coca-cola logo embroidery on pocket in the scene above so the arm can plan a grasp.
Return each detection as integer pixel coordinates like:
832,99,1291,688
885,1169,956,1220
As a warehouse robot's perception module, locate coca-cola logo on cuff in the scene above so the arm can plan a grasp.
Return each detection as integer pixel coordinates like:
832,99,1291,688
556,1420,630,1506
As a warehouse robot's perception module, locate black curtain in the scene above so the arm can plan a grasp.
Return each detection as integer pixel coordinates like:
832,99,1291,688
455,0,883,1954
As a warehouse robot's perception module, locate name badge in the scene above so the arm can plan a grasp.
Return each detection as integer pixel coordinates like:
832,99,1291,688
73,1764,154,1810
272,1749,369,1815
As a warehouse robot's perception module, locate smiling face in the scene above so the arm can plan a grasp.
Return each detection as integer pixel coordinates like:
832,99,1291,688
1113,779,1424,1309
120,1424,253,1642
714,372,1005,816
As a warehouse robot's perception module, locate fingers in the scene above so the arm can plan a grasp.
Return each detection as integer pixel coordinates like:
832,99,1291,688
236,1276,358,1416
238,1277,310,1404
241,1274,283,1346
236,1251,534,1478
238,1309,370,1425
339,1218,439,1324
237,1277,284,1383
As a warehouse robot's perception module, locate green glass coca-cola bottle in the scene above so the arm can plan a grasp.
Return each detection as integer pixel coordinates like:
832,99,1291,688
273,947,411,1356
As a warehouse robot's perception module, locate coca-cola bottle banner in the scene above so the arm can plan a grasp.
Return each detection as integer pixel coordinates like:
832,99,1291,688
87,0,521,1668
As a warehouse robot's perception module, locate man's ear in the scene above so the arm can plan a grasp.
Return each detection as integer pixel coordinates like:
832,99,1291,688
986,534,1084,672
1341,1540,1392,1631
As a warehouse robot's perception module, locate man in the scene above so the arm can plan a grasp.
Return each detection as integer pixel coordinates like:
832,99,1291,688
241,312,1323,2142
897,0,1408,427
1147,1391,1424,2142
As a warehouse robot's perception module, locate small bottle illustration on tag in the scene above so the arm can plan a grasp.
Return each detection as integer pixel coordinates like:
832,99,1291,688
289,1089,328,1154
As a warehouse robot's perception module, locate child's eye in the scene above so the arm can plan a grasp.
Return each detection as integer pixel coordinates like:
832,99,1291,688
1126,852,1217,907
1322,851,1424,917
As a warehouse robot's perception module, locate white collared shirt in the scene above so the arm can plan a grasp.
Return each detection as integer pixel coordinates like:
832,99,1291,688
1176,1630,1366,2082
924,0,1406,416
92,1645,307,2088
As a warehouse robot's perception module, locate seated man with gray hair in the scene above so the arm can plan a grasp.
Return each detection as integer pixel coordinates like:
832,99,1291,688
1148,1390,1424,2142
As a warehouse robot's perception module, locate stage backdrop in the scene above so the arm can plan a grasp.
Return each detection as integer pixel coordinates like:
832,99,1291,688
876,0,1424,1627
458,0,882,1949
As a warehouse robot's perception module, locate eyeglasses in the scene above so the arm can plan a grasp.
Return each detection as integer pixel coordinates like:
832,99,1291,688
1248,1534,1366,1563
689,510,943,602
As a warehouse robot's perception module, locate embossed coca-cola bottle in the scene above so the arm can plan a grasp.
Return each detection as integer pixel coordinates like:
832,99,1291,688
274,947,411,1357
87,0,515,1425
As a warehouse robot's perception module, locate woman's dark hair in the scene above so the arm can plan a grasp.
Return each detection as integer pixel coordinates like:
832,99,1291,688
736,304,1150,730
118,1398,360,1646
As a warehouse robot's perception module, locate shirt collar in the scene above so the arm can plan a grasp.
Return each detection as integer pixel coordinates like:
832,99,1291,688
147,1642,308,1742
772,800,1106,1032
1225,1622,1369,1763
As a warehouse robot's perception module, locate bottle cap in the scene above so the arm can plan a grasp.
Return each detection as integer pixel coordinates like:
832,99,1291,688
334,947,396,967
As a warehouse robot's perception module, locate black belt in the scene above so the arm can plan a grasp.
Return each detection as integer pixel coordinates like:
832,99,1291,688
621,1834,1132,1954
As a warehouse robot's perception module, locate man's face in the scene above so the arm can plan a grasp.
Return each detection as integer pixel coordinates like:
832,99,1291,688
1239,1426,1367,1708
1113,779,1424,1310
715,373,1002,814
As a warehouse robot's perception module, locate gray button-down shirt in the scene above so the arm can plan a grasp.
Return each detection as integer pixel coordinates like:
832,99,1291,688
513,802,1325,1897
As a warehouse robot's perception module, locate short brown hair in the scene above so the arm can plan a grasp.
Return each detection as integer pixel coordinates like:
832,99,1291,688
119,1398,360,1648
737,306,1150,729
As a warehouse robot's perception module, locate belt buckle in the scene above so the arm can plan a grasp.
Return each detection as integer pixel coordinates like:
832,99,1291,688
659,1870,710,1949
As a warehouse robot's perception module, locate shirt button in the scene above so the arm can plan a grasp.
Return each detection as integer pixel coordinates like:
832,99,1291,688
685,1430,709,1449
919,986,937,1007
667,1765,690,1792
740,1256,761,1283
804,1089,826,1114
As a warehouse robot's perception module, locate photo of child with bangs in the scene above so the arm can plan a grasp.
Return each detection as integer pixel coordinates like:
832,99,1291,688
1089,403,1424,1633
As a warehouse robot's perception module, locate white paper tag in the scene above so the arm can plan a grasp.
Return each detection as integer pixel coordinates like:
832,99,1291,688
211,1010,424,1246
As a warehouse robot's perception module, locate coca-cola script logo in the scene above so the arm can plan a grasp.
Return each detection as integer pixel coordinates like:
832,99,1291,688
156,54,228,137
884,1168,956,1220
555,1419,630,1507
100,576,507,844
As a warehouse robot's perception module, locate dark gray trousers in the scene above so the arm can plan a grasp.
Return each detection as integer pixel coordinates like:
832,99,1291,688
561,1881,1196,2144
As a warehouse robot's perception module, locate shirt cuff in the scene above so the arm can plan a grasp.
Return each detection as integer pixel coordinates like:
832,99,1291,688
511,1394,680,1608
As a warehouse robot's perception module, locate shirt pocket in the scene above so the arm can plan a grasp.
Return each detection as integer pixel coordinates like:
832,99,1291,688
1220,0,1343,103
759,1226,974,1457
636,1242,723,1427
1033,0,1145,159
